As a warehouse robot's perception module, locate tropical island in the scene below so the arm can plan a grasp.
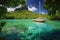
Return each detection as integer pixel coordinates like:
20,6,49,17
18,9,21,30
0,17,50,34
0,0,60,40
0,0,60,20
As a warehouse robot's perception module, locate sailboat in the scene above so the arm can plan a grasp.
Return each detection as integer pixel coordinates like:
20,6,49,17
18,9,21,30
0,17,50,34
33,1,46,22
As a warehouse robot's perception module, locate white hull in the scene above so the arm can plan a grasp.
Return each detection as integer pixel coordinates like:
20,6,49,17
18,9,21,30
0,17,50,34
33,18,45,22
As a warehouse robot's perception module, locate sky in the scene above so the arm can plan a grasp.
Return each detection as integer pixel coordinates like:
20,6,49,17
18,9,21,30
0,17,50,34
7,0,48,14
26,0,48,14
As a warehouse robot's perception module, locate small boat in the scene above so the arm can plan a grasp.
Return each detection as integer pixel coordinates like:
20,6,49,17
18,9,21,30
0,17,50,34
33,18,46,22
33,1,46,22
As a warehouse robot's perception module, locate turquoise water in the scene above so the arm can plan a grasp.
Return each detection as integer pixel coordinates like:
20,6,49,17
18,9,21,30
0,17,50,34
46,20,60,29
0,19,60,40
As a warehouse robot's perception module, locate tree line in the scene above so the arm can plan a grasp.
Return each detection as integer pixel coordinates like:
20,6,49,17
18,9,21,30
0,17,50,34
44,0,60,20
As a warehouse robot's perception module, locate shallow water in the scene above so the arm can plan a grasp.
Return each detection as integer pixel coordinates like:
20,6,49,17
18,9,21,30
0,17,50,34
46,20,60,29
0,19,60,40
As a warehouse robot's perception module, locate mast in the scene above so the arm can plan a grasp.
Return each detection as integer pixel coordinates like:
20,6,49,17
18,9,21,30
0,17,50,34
39,1,42,17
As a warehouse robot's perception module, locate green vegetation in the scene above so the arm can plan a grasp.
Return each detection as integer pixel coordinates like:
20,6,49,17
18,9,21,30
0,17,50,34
48,12,60,20
0,0,26,19
0,9,47,19
5,10,39,19
0,0,60,20
44,0,60,20
0,6,7,19
0,21,6,32
0,0,26,7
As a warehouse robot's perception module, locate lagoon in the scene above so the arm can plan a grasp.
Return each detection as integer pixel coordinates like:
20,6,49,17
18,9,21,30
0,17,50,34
0,19,60,40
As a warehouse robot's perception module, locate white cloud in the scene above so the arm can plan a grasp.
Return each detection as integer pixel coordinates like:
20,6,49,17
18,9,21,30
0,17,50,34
7,8,16,12
7,5,22,12
41,12,47,14
28,6,37,11
41,12,45,14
